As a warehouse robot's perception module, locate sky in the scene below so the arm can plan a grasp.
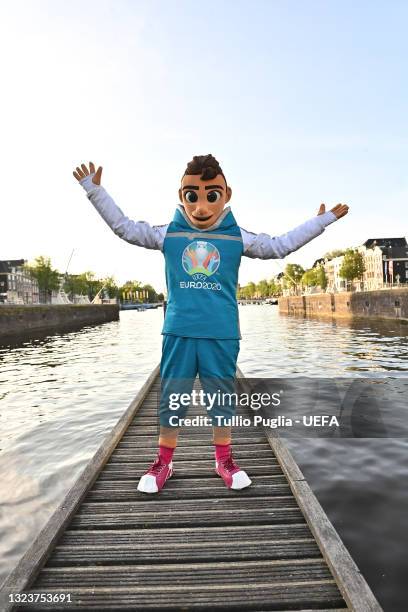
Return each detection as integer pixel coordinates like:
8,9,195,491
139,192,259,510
1,0,407,294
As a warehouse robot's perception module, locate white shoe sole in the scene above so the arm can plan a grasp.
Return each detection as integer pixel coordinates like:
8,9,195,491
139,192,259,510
230,470,252,489
215,461,252,490
137,463,173,494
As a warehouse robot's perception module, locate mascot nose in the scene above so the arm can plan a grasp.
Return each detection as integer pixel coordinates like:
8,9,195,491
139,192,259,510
196,203,209,214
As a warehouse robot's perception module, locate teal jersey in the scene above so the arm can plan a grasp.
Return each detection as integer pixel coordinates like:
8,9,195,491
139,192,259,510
162,206,243,339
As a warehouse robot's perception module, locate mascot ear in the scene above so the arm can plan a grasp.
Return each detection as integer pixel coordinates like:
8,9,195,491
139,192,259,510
225,186,232,203
178,188,183,203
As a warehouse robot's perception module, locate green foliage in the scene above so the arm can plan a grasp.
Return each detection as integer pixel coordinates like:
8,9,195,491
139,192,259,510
283,263,305,288
339,249,365,281
119,280,161,302
237,277,282,299
301,265,327,289
63,271,105,301
256,279,270,298
323,249,346,260
24,256,162,303
24,256,61,293
301,269,317,287
103,276,120,299
315,265,328,290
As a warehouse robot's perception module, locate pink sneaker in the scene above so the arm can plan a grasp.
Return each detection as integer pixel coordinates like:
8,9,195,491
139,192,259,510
215,450,252,490
137,453,173,493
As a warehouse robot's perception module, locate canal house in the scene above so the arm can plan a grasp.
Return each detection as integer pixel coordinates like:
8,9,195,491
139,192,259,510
0,259,40,304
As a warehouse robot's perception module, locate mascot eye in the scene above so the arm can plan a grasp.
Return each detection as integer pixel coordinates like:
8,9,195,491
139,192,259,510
207,190,221,203
184,191,198,203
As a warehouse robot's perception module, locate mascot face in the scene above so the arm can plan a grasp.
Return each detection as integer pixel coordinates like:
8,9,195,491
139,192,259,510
179,173,232,229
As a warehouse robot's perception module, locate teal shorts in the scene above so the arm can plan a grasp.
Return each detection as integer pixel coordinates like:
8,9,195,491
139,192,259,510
159,335,240,428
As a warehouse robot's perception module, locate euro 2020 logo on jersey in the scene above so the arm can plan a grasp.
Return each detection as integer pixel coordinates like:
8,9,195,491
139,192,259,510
182,241,220,277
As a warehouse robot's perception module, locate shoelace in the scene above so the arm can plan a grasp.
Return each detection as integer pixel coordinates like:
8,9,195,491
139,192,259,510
149,456,168,475
221,453,239,473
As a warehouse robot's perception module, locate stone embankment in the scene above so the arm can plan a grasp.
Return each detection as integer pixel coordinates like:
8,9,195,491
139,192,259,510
0,304,119,340
278,288,408,322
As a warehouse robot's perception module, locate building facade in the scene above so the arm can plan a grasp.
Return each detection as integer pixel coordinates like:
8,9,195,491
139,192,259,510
320,238,408,294
323,255,347,292
359,237,408,288
0,260,40,304
356,244,384,290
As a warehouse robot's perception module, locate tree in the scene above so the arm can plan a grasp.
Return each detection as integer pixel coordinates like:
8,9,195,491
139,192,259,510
268,278,282,297
339,249,365,284
301,265,327,290
247,282,256,297
142,284,158,302
256,279,270,298
25,256,61,303
283,263,304,291
63,273,89,298
323,249,346,261
315,265,328,290
120,280,142,302
103,276,120,299
301,268,318,287
80,271,103,301
237,282,256,299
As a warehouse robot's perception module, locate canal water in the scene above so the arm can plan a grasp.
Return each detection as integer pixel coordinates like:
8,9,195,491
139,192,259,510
0,306,407,610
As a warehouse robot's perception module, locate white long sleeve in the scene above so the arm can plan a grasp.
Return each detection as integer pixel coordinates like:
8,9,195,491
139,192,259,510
79,175,168,251
240,211,337,259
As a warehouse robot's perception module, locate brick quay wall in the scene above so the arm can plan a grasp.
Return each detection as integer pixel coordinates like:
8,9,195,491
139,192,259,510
278,288,408,322
0,304,120,340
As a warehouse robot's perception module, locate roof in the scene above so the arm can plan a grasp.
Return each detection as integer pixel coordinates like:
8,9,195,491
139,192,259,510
363,237,407,248
383,246,408,259
312,258,325,268
0,259,25,273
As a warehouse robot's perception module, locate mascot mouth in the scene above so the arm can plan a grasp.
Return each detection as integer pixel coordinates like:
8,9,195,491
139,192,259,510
192,214,212,221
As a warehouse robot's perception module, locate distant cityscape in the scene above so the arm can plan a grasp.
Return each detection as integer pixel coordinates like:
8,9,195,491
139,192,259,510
0,258,164,306
239,236,408,298
1,236,407,305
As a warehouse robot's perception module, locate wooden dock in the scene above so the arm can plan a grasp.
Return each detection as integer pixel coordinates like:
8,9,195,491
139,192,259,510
0,366,382,611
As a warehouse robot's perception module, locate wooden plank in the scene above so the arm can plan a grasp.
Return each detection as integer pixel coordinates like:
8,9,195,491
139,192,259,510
51,523,319,565
84,481,292,501
35,557,334,587
70,506,304,529
49,539,321,565
0,365,160,612
13,582,346,610
60,521,312,541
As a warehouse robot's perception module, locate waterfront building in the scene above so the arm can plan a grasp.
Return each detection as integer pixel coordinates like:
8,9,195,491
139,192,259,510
0,259,39,304
356,243,384,290
359,237,408,287
323,255,347,293
318,237,408,294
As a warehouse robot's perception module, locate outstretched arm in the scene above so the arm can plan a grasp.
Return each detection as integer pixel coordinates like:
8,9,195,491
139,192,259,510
241,203,349,259
73,162,168,251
